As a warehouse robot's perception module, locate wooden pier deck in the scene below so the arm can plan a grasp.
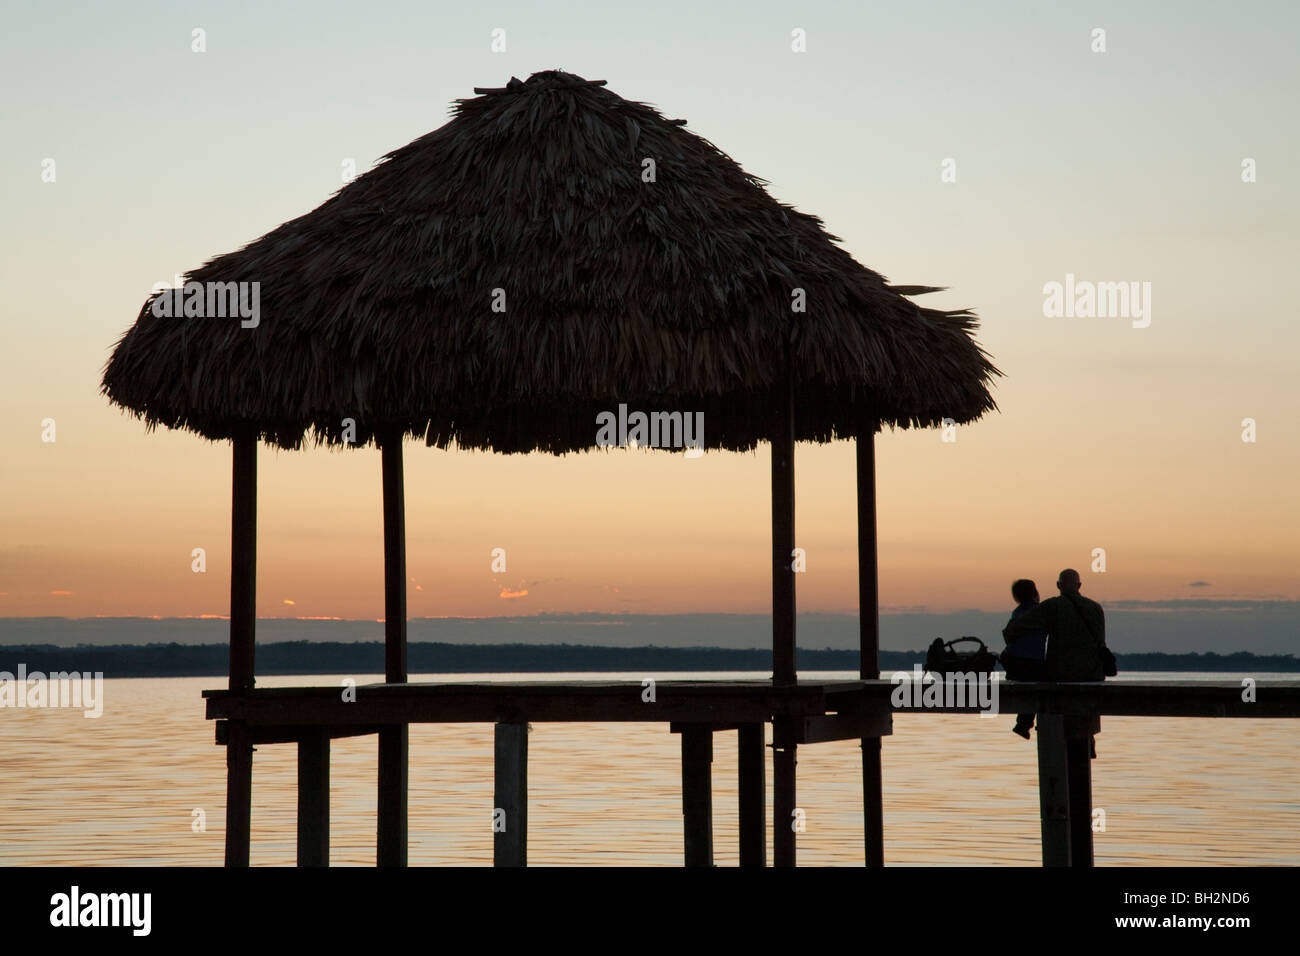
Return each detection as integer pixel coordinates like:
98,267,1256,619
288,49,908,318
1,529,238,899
204,677,1300,867
206,677,1300,724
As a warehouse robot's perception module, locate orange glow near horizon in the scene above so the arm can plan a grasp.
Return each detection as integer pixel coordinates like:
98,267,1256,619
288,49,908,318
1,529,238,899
3,410,1297,620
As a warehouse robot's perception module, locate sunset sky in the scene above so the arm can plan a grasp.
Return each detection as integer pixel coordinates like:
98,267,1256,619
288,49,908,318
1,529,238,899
3,1,1297,622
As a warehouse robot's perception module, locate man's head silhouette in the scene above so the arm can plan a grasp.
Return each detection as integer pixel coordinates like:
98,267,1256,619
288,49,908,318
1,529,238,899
1057,568,1082,596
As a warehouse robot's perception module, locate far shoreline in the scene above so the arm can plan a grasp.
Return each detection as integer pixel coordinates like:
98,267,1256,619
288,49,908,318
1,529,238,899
1,642,1297,679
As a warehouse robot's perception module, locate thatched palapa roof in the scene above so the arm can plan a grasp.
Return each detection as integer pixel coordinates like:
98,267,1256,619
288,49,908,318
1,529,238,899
102,70,998,453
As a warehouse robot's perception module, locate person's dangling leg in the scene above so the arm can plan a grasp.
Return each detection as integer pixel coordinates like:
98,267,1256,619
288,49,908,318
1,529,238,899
1004,655,1038,739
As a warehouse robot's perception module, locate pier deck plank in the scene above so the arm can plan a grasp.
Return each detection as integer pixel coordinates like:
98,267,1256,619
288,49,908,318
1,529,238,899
205,680,839,725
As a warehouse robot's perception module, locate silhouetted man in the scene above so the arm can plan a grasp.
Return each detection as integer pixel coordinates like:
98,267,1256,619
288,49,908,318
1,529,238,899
1003,568,1108,753
1001,579,1048,739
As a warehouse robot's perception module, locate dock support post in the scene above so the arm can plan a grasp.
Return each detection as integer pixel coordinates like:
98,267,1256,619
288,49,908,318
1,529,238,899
773,717,797,867
856,412,885,867
377,727,407,866
377,429,408,867
494,722,529,867
860,737,884,867
681,726,714,866
738,723,766,867
224,721,253,867
1037,712,1071,866
225,428,257,867
1066,723,1094,867
297,728,330,867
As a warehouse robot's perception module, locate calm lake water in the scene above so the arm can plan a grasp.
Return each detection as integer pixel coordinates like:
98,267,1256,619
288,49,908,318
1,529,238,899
1,671,1296,866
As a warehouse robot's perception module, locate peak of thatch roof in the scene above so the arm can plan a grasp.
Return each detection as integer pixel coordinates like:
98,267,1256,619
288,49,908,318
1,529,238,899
102,69,998,452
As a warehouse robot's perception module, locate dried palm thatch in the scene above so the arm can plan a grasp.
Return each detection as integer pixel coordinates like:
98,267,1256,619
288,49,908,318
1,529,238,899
102,70,998,453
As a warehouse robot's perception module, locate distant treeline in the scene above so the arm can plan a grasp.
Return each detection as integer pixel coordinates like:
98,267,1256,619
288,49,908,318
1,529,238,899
0,642,1297,677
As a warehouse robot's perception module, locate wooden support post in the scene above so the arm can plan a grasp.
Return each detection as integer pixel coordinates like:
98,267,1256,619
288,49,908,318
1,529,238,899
1066,728,1095,868
1036,712,1071,867
229,430,257,692
855,420,880,680
771,357,798,867
381,430,408,684
856,414,885,867
297,728,330,867
377,429,408,867
860,737,884,867
737,723,766,867
773,716,797,867
771,366,796,685
224,720,253,867
377,728,407,867
494,722,528,867
225,429,257,866
681,726,714,867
